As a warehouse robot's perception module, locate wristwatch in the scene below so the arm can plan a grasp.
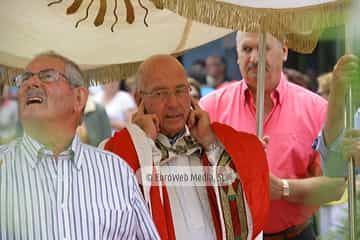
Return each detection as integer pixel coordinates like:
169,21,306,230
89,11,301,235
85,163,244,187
281,179,290,197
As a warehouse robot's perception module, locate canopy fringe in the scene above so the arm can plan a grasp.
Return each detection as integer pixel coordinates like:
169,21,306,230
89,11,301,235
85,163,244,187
0,62,141,86
151,0,350,53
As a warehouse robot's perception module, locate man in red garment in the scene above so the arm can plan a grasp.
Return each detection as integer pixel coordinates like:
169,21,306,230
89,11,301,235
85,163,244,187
103,54,269,239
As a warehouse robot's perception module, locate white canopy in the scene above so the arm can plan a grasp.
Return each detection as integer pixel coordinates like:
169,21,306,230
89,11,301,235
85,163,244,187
0,0,352,84
0,0,231,84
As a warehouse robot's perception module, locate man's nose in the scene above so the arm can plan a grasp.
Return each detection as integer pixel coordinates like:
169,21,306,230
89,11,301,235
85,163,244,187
21,74,41,88
166,92,180,106
249,49,258,63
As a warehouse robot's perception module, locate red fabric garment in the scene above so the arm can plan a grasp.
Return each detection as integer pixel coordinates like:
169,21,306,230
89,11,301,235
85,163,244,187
210,122,270,237
149,184,176,240
105,129,176,240
105,122,269,239
205,180,223,239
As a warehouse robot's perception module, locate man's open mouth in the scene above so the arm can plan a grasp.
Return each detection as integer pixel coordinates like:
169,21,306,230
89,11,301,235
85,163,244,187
166,114,182,119
26,97,44,105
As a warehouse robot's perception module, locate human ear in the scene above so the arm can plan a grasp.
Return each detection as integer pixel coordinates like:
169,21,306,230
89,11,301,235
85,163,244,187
134,91,143,106
74,87,89,113
282,46,288,62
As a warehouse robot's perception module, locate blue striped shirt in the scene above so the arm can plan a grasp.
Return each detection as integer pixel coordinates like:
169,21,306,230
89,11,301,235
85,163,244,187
0,133,159,240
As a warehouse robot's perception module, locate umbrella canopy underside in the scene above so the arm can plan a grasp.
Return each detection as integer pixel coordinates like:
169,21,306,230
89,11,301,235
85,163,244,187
0,0,231,85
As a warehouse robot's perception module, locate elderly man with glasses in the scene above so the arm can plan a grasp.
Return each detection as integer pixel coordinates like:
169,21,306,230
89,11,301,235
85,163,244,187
102,54,270,240
0,52,159,240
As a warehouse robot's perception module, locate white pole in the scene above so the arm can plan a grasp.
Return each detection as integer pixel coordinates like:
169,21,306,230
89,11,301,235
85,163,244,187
345,23,357,240
256,32,266,138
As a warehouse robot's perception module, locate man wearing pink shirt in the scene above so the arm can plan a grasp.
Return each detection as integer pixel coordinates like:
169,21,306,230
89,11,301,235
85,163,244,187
200,32,346,240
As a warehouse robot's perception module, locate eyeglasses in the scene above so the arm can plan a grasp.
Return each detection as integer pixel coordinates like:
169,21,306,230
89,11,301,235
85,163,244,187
141,86,191,102
14,69,68,87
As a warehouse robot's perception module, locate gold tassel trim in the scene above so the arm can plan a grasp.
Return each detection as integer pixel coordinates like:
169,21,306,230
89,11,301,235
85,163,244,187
1,51,181,86
0,61,141,86
151,0,351,53
84,61,141,85
0,65,23,86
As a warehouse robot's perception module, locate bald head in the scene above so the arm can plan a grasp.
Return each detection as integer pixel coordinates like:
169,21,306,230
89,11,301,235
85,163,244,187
136,55,187,91
134,54,192,137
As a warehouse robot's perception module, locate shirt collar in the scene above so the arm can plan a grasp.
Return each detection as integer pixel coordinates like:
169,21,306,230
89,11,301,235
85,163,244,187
275,72,287,105
167,128,186,146
242,72,287,107
22,132,83,170
157,127,191,147
156,128,202,164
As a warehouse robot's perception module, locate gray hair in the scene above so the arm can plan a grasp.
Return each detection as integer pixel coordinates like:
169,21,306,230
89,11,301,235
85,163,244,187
34,52,88,125
235,31,285,49
34,52,87,88
235,31,243,49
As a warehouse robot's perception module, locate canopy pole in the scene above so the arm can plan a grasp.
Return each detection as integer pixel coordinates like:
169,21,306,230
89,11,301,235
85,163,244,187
256,31,266,138
345,23,357,240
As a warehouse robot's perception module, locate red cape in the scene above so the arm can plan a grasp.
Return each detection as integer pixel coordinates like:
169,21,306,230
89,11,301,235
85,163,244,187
105,122,269,239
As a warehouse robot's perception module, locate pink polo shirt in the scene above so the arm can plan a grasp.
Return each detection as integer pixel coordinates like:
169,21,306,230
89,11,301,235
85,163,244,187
200,73,327,233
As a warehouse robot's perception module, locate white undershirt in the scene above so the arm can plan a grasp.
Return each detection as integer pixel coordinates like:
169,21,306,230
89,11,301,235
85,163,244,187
157,133,223,240
164,155,216,240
